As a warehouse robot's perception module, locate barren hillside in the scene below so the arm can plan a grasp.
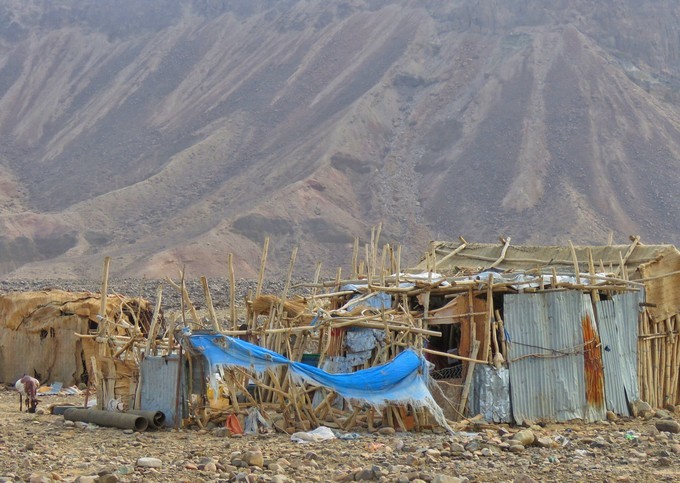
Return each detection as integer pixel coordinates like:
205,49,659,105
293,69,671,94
0,0,679,279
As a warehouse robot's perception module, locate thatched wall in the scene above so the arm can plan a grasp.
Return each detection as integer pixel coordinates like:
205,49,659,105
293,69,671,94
0,290,153,385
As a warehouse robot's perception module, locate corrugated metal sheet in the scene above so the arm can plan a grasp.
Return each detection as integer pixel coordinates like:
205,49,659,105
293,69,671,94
140,355,181,427
505,291,594,424
580,297,606,421
470,364,511,423
596,292,642,415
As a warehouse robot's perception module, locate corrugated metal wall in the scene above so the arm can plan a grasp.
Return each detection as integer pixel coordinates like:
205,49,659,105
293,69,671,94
596,292,642,415
505,291,616,423
140,355,181,427
505,291,588,424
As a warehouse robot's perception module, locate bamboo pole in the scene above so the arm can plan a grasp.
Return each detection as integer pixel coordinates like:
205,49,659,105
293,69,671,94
672,317,680,405
652,316,660,407
664,317,673,405
645,312,654,406
638,313,646,402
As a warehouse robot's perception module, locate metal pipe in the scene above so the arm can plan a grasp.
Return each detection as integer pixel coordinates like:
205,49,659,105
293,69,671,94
127,410,166,429
64,408,148,432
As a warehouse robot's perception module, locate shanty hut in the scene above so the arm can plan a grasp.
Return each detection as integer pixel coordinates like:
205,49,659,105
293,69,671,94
0,289,155,390
414,237,680,422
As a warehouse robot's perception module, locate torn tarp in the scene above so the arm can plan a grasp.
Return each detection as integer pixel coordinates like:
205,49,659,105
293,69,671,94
183,332,451,431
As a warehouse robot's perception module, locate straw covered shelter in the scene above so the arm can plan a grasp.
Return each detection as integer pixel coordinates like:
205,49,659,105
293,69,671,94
0,289,155,390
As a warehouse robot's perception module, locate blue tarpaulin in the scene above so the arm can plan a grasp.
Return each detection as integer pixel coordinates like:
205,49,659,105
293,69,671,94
183,332,450,430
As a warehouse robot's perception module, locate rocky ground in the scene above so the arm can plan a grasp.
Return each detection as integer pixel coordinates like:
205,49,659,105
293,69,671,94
1,385,680,483
2,280,680,482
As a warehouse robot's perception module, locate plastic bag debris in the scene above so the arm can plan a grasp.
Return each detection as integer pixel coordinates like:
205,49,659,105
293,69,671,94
291,425,337,443
244,407,271,435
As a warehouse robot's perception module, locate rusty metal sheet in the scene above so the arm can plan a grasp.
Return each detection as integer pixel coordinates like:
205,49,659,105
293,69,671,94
596,292,642,415
580,296,606,421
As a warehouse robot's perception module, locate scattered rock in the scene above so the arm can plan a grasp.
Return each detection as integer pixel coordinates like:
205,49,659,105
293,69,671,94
378,427,396,436
244,450,264,468
655,420,680,433
512,430,535,446
630,400,651,418
136,457,163,468
96,475,119,483
535,437,554,448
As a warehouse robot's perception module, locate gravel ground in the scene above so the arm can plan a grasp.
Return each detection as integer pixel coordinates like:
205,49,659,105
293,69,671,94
2,281,680,482
1,385,680,483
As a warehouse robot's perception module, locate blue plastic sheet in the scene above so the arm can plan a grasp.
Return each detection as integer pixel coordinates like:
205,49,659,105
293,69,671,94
185,333,448,428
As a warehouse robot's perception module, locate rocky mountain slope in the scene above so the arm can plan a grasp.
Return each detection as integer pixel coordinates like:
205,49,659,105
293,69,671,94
1,0,679,279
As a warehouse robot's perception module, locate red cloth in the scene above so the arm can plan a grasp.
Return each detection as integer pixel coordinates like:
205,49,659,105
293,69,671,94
225,413,243,435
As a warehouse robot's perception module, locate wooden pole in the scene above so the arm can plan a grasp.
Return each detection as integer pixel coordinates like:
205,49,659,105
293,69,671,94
614,235,640,277
279,247,298,318
98,256,111,335
374,223,382,279
352,237,359,279
229,253,237,329
180,265,187,327
488,237,511,269
145,285,163,355
256,237,270,299
311,261,323,301
201,276,220,332
458,340,480,417
568,240,581,284
483,278,493,363
165,271,201,326
395,245,402,287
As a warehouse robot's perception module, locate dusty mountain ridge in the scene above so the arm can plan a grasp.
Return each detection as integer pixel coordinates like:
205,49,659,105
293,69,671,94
0,0,679,279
